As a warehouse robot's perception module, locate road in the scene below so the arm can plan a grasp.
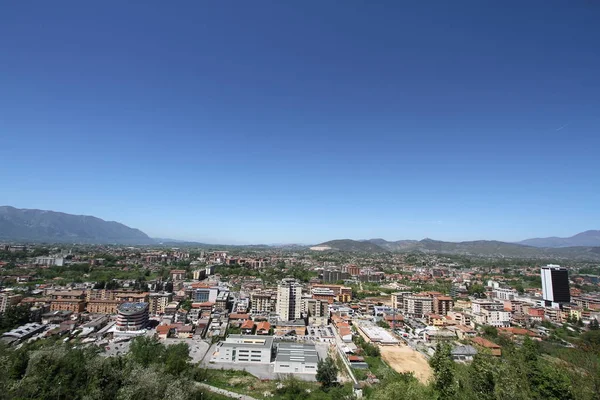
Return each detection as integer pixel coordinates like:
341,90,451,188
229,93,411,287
329,324,357,384
197,383,258,400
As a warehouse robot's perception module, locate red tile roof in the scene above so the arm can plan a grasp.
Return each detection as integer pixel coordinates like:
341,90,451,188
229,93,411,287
241,320,255,330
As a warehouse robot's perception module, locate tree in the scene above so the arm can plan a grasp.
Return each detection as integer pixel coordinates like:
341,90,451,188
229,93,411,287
429,343,456,398
0,304,30,331
316,356,338,389
468,284,485,297
164,343,190,376
467,353,497,400
590,318,599,331
129,336,166,367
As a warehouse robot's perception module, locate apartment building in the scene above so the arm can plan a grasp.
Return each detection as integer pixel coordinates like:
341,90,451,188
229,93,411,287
250,290,277,314
492,287,516,301
304,298,330,326
148,293,172,315
276,279,302,321
311,287,336,304
433,296,453,315
87,299,120,314
471,299,510,327
0,292,23,314
391,291,412,310
49,290,86,313
322,269,349,283
403,296,434,318
311,284,352,302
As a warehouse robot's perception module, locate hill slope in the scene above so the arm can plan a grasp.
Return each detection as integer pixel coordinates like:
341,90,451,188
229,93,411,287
518,230,600,248
366,238,600,260
0,206,153,244
317,239,387,252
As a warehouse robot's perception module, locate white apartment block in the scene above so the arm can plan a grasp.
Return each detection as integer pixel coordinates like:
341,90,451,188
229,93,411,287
472,308,511,327
276,279,302,321
492,287,516,301
471,299,510,327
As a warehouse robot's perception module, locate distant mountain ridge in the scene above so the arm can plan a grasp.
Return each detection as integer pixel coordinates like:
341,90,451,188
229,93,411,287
518,230,600,248
317,239,387,253
360,237,600,261
0,206,153,244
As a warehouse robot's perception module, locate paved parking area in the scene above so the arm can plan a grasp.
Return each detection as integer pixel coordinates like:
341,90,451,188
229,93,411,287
162,337,210,363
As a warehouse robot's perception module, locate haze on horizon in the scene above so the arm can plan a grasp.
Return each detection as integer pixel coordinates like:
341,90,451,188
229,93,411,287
1,2,599,245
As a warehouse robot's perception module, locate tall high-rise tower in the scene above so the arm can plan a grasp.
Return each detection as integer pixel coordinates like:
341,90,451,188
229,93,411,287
541,264,570,308
276,279,302,321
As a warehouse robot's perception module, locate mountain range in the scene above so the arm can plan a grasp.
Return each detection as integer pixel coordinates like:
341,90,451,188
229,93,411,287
0,206,153,244
1,206,600,260
316,236,600,260
517,230,600,248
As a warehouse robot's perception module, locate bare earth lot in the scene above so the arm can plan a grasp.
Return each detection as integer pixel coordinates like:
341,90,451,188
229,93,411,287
380,344,432,384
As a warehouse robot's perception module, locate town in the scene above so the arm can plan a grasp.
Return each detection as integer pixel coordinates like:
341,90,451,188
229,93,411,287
1,243,599,399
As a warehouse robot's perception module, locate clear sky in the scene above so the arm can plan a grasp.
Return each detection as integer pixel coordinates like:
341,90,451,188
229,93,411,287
1,1,599,244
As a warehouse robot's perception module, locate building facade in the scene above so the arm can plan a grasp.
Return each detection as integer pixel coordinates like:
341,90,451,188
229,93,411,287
541,265,570,307
212,335,273,364
276,279,302,321
115,302,149,331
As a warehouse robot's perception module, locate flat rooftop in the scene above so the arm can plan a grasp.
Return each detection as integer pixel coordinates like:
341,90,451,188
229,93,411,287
220,334,274,349
276,343,319,364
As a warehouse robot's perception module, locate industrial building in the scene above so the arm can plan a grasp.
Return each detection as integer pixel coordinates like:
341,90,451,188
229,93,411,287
274,342,319,374
211,334,274,364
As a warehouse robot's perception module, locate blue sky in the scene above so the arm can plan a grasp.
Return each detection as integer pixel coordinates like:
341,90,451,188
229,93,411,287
1,1,599,244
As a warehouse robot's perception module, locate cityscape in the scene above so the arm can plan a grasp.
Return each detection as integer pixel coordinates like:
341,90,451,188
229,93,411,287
1,240,599,399
2,1,600,400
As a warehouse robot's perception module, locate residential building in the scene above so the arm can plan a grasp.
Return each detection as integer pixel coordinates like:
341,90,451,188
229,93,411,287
391,291,412,310
403,296,434,318
322,269,349,283
215,291,230,311
170,269,186,281
274,320,307,336
148,293,172,315
0,292,23,314
250,290,277,314
49,290,86,313
346,265,361,276
311,287,336,304
433,296,453,315
87,299,120,314
33,255,64,267
451,345,478,362
311,284,352,302
492,287,516,301
304,298,330,326
274,343,319,374
276,279,302,321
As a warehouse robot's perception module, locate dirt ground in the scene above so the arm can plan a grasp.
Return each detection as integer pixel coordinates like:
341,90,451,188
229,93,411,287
380,344,433,384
